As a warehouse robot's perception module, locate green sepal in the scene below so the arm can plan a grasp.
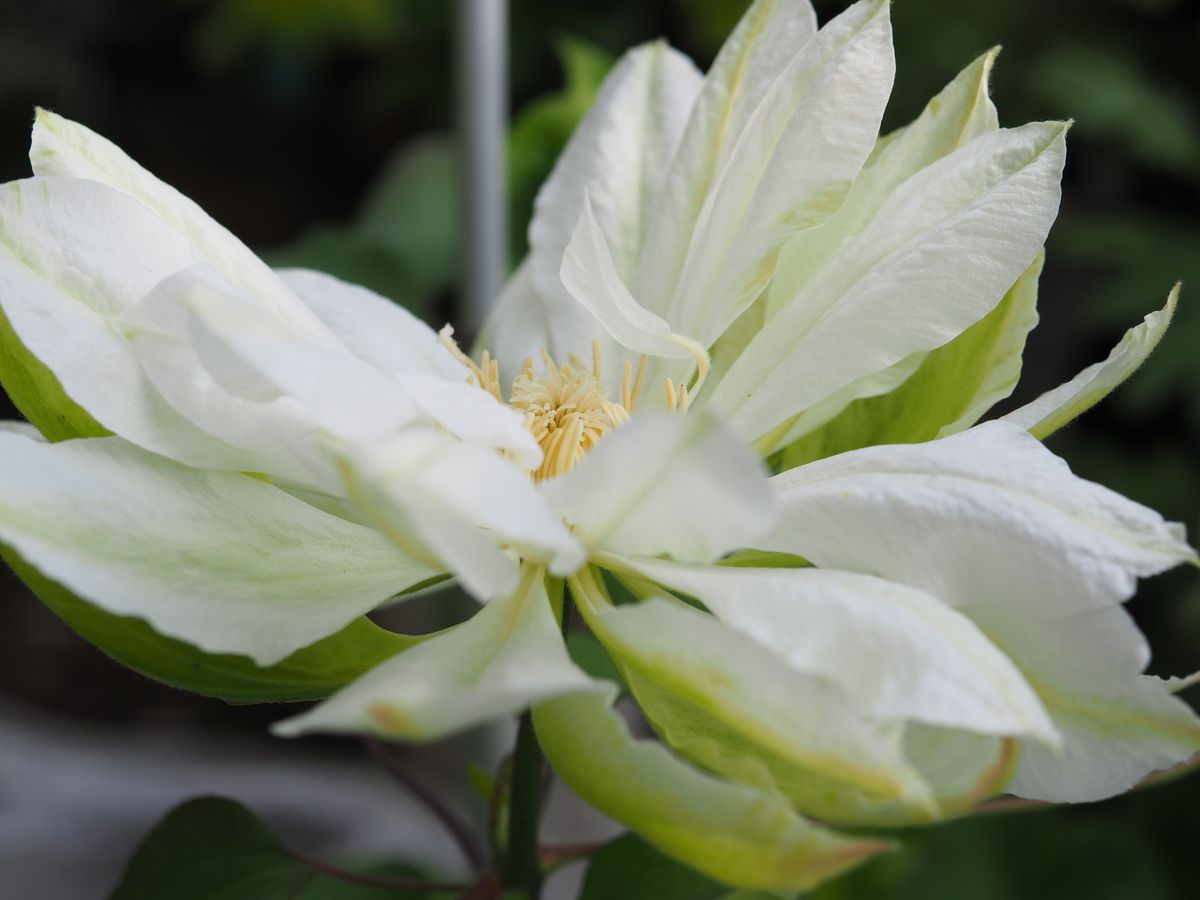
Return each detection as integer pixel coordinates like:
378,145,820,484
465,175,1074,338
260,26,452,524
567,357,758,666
6,545,422,704
0,305,108,441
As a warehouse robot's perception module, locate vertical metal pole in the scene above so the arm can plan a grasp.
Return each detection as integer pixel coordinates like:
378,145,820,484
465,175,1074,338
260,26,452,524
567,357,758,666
456,0,508,337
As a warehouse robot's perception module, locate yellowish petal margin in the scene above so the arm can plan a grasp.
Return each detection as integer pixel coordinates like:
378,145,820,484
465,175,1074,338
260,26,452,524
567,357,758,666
533,687,891,892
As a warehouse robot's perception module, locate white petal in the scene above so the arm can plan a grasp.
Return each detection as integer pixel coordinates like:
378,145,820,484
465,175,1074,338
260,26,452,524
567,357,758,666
709,121,1068,444
1002,284,1178,439
541,412,773,563
652,0,896,345
763,421,1195,617
125,265,417,445
0,431,436,665
30,109,327,337
635,0,819,316
0,176,279,472
558,195,693,359
278,267,466,380
529,42,702,304
476,260,585,390
339,428,585,600
767,46,1001,315
604,556,1055,741
274,567,601,740
130,265,540,466
979,604,1200,803
280,268,540,464
762,421,1200,803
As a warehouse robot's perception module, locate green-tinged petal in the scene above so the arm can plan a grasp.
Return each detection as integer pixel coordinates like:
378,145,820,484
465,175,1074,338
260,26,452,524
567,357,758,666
5,546,424,703
903,727,1019,821
0,175,293,473
30,109,327,336
710,122,1067,446
649,0,895,346
762,421,1200,802
777,252,1043,468
0,430,435,666
541,412,773,563
767,46,1001,316
533,689,891,892
601,556,1054,742
1002,284,1178,440
568,568,933,822
274,567,601,741
338,427,584,601
635,0,818,316
985,604,1200,803
0,303,107,441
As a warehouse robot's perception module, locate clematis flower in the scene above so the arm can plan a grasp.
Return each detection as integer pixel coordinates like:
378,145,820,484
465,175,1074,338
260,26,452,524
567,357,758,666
0,0,1196,892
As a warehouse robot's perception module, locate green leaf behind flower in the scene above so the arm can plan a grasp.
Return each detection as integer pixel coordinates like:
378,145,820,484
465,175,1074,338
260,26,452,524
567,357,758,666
108,796,314,900
580,834,727,900
108,796,452,900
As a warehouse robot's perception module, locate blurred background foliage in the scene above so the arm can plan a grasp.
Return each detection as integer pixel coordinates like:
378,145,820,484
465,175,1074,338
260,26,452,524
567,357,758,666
0,0,1198,896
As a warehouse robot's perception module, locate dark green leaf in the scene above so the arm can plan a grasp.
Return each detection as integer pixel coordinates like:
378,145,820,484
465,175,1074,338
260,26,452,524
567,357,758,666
298,862,454,899
110,798,455,900
580,834,727,900
108,797,314,900
5,546,424,703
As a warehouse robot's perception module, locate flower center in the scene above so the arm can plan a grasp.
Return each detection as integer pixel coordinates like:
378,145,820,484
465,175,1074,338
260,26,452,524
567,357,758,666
440,328,712,481
509,349,637,481
439,329,649,480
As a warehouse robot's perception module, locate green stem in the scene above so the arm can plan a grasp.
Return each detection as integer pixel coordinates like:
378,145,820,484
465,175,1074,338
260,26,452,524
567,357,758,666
504,712,544,897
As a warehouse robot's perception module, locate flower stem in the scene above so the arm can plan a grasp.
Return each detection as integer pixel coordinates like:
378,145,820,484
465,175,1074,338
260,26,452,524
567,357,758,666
503,711,544,897
361,736,486,873
289,850,470,892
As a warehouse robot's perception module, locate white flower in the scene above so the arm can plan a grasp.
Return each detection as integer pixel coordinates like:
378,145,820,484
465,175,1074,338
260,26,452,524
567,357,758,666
0,0,1195,891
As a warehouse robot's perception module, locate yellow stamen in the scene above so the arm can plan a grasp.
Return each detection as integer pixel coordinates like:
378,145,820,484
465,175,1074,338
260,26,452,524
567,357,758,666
439,325,503,401
440,330,703,480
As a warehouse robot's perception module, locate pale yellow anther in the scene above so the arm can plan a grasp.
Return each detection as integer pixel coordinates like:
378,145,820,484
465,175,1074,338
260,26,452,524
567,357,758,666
440,330,687,481
439,325,503,401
